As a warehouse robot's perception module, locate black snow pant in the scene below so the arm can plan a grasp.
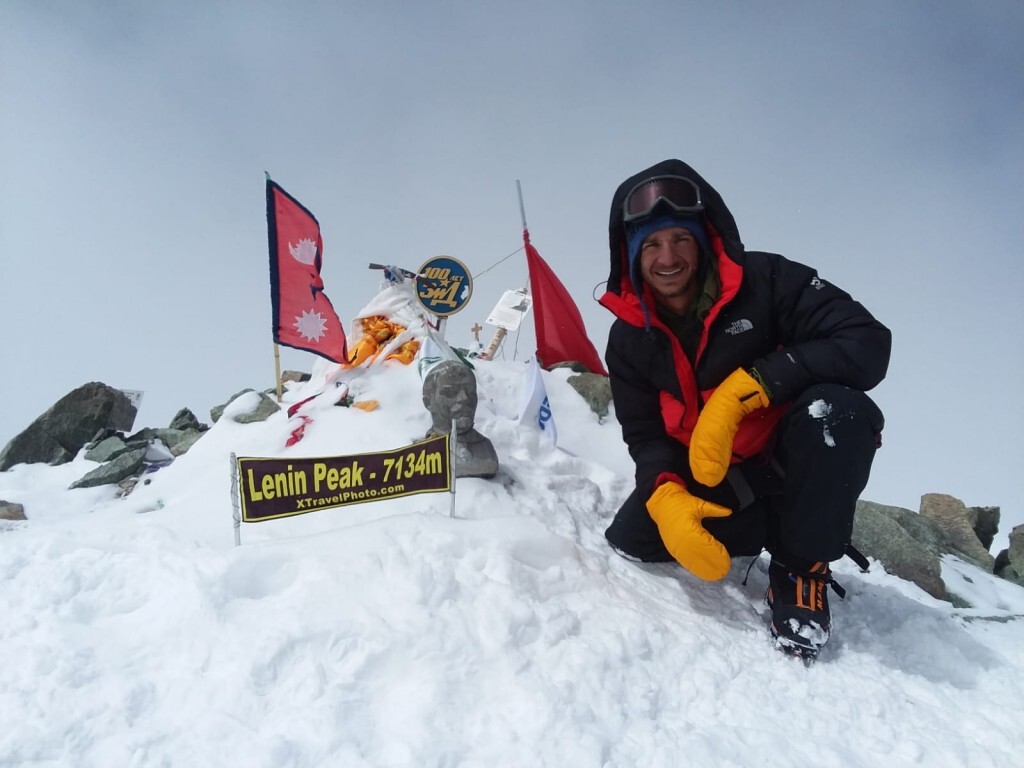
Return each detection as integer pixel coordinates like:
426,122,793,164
605,384,884,566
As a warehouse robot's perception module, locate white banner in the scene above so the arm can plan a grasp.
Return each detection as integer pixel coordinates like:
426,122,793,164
517,356,557,445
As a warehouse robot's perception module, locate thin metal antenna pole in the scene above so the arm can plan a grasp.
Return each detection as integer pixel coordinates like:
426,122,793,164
516,179,528,232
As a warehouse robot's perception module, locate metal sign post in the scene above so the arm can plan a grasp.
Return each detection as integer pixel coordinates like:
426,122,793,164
230,452,242,547
449,419,458,518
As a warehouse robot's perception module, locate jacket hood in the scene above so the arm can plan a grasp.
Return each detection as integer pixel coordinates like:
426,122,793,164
606,159,744,297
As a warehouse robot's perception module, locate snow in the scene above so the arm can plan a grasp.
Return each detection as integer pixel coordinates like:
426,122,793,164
2,357,1023,768
808,398,836,448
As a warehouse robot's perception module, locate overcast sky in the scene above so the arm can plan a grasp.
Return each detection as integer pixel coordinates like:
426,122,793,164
3,1,1022,536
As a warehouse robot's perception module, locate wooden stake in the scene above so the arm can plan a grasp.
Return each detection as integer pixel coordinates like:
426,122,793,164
479,327,507,360
273,343,283,402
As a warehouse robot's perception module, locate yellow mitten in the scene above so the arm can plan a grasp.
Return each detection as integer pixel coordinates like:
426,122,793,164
646,481,733,581
689,368,770,487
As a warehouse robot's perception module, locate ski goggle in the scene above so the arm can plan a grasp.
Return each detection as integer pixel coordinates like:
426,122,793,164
622,175,704,223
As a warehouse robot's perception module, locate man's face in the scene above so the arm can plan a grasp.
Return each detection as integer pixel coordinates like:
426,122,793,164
638,226,700,309
435,380,476,431
424,362,477,432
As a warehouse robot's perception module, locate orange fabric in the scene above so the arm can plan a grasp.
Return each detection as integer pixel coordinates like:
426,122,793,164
796,562,829,611
385,340,420,365
345,316,410,368
346,336,379,367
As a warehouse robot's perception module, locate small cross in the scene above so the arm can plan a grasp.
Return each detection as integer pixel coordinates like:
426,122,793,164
471,323,482,342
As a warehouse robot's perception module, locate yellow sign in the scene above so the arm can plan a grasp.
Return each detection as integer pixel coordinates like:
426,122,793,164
236,434,451,522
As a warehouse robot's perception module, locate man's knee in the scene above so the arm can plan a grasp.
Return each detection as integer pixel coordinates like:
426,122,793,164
773,385,883,561
605,488,674,563
783,384,884,454
793,384,883,429
605,523,674,563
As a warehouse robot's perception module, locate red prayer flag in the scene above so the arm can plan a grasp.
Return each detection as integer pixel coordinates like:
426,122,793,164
266,179,348,363
524,230,607,375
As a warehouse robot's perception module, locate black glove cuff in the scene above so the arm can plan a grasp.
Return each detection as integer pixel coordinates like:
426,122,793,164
746,367,773,402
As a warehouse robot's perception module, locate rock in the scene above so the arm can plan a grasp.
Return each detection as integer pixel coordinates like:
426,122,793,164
211,392,241,423
163,430,203,456
857,495,1024,598
84,435,130,463
854,501,949,601
0,382,137,470
130,428,204,456
169,408,208,432
549,361,591,374
967,505,1000,552
281,370,311,384
1009,523,1024,562
919,493,995,571
211,390,281,425
125,427,160,443
87,427,121,445
878,503,949,553
994,525,1024,587
231,392,282,424
994,550,1022,586
70,447,147,489
0,500,26,521
107,390,138,432
566,372,613,419
209,391,280,428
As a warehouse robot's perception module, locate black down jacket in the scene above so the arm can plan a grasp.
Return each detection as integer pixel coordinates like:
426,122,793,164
599,158,891,497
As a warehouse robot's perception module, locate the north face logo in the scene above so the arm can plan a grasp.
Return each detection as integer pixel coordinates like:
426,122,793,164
724,319,754,336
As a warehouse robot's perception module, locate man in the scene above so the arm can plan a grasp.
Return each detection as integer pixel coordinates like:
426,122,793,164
600,159,890,658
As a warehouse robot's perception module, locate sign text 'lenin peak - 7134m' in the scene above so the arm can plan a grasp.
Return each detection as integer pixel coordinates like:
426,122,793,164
236,434,451,523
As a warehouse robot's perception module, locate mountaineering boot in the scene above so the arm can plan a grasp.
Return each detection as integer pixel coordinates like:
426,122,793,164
766,558,837,659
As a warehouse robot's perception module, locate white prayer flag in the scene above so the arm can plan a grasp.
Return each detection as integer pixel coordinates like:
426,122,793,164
518,356,557,445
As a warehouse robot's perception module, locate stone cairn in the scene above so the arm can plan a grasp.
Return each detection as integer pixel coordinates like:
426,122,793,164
0,381,214,498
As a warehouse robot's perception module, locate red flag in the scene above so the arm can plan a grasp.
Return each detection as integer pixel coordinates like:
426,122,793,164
524,230,607,375
266,179,348,363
